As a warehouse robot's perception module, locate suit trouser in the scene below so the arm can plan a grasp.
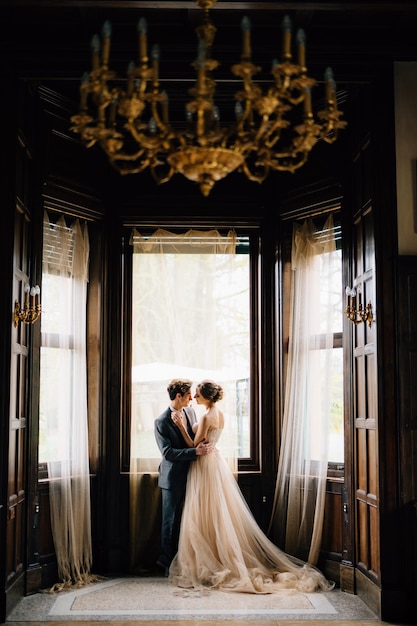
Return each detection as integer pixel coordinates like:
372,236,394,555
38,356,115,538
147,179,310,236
160,485,185,567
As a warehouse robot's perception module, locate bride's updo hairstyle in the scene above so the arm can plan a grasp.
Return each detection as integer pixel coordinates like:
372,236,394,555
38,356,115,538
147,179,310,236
197,380,224,404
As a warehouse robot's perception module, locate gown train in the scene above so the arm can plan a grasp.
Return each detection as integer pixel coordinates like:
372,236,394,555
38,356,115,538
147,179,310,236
169,428,334,594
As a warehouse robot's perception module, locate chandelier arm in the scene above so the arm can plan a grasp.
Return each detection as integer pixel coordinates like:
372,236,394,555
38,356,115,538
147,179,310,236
109,154,152,175
317,111,348,143
286,93,308,106
150,97,171,133
99,102,115,128
150,162,176,185
112,163,150,176
109,152,155,175
83,137,98,149
255,114,291,147
252,116,275,144
235,98,254,130
123,121,166,153
239,159,269,185
266,150,310,173
322,131,341,144
107,146,147,162
73,123,98,148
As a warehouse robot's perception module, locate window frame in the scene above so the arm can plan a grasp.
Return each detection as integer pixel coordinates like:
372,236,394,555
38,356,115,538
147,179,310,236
280,206,345,479
120,224,263,474
37,210,103,482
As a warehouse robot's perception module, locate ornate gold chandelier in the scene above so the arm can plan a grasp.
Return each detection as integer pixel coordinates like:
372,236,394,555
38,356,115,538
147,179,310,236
70,0,346,196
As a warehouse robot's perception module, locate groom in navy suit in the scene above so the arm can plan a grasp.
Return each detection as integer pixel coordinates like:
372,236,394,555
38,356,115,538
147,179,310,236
154,378,212,575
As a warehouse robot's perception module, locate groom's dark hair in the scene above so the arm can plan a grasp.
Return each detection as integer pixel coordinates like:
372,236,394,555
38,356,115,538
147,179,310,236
167,379,193,400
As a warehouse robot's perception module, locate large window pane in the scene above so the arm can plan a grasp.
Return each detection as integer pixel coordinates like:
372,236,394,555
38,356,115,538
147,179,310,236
130,236,250,469
320,245,344,463
327,346,344,463
39,273,74,464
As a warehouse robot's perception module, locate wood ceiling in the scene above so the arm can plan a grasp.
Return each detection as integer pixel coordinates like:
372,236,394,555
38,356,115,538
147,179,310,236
3,1,417,124
4,1,417,73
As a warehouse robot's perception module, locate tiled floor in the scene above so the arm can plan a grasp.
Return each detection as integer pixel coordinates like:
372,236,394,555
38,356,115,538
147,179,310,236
4,575,412,625
4,621,412,626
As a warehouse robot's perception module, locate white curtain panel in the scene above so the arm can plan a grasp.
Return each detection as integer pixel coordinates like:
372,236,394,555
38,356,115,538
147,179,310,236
41,211,93,589
269,215,337,565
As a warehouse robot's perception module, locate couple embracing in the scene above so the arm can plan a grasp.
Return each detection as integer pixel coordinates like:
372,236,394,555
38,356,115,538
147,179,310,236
154,378,334,594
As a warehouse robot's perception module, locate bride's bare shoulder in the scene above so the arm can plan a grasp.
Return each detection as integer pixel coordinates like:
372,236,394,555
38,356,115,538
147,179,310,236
206,408,224,430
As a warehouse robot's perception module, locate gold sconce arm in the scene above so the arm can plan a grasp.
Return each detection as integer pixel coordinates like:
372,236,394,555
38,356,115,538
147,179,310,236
14,284,41,327
345,286,373,328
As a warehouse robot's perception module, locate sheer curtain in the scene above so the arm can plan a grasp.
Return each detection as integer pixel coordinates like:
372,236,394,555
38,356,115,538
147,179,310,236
269,214,337,565
40,211,96,590
128,228,245,571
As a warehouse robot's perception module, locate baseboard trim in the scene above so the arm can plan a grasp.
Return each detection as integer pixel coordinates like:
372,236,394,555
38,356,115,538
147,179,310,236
339,563,355,594
25,565,42,595
3,571,25,622
355,568,380,618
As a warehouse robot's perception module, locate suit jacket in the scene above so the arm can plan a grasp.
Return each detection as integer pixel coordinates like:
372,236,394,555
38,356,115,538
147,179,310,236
154,406,198,490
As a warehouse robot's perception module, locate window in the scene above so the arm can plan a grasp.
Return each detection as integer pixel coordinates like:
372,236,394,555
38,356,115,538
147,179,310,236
316,225,344,464
39,214,90,471
39,272,75,463
126,228,252,472
282,212,344,468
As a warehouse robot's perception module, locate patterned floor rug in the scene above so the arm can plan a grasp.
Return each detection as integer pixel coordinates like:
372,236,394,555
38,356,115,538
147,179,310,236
6,576,378,622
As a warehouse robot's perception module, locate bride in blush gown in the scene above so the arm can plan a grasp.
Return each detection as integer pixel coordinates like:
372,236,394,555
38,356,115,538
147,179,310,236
169,379,335,595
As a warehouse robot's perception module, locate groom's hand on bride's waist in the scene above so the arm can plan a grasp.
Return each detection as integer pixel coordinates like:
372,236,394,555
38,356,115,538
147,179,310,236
196,441,213,456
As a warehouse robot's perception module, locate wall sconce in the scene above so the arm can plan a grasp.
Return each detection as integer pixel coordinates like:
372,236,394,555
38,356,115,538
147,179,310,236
14,284,41,327
345,286,373,328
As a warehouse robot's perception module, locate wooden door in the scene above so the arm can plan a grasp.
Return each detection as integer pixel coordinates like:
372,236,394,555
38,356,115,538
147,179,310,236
339,80,380,606
6,129,40,613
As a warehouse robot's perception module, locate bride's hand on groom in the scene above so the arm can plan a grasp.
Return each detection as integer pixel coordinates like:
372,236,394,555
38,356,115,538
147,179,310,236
171,411,183,426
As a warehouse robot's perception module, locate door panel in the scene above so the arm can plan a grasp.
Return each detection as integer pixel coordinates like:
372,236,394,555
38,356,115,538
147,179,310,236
8,203,31,595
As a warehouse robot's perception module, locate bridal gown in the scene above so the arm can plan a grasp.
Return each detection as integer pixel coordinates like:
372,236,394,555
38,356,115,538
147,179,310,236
169,428,334,594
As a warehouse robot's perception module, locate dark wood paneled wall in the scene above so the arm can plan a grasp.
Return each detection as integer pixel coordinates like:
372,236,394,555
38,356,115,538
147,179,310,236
340,81,382,613
397,256,417,616
6,137,34,611
352,202,379,582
